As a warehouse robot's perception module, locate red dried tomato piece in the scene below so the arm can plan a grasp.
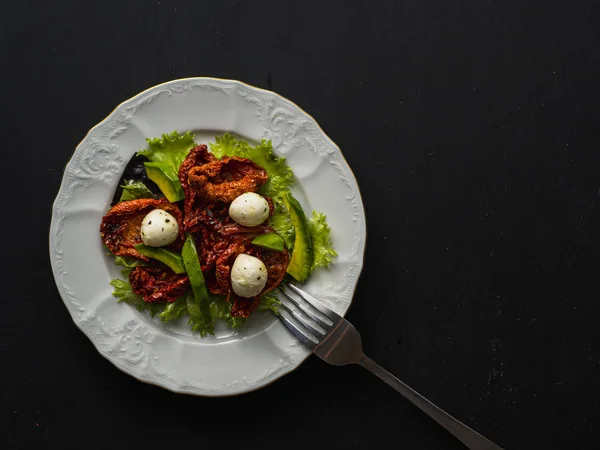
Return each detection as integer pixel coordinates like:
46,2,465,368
219,223,273,236
100,198,184,260
129,266,190,303
185,210,222,235
229,293,261,318
187,156,268,203
178,145,217,228
261,248,289,294
178,144,217,192
196,227,230,273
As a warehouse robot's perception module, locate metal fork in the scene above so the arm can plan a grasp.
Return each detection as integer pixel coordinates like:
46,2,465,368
278,284,505,450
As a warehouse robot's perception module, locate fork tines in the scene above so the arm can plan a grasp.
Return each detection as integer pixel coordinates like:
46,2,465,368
277,284,339,348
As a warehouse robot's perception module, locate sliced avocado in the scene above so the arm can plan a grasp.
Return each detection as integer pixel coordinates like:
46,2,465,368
280,192,313,282
252,233,286,252
134,244,186,274
144,162,185,202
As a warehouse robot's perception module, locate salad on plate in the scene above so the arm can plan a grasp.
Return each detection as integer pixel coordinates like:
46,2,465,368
100,131,336,336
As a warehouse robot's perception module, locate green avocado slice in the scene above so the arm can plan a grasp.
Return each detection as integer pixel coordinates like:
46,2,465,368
251,233,286,252
133,244,186,274
144,161,185,202
280,192,313,282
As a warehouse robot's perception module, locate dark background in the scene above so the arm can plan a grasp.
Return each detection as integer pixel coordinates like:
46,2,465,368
1,1,599,449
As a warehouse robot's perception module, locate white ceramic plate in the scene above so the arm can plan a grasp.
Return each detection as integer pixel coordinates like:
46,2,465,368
49,78,366,396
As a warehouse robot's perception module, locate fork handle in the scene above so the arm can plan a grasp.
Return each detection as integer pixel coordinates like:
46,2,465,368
358,356,504,450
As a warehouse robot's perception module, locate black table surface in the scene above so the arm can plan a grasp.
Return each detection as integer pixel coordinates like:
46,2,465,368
2,1,599,449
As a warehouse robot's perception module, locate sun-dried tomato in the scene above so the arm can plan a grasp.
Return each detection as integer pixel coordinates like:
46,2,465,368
196,227,230,272
266,196,274,217
188,156,267,203
129,266,190,303
178,144,217,192
229,293,261,318
100,198,184,260
261,248,289,294
178,145,217,228
219,223,273,236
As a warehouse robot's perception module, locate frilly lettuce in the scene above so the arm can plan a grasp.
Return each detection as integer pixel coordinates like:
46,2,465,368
208,133,239,159
110,279,163,317
114,255,147,277
210,295,246,329
137,130,196,171
186,293,214,337
308,211,337,271
159,296,188,322
258,292,281,314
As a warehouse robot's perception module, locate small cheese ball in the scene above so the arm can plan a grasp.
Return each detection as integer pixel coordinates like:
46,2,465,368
229,192,269,227
231,254,268,298
140,209,179,247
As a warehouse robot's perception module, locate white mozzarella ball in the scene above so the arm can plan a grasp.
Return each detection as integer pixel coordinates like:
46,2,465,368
140,209,179,247
229,192,270,227
231,254,268,298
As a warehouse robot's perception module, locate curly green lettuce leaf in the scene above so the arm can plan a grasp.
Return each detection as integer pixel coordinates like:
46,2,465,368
119,180,156,202
209,133,294,198
210,294,246,329
110,279,163,317
258,291,281,314
208,133,240,159
186,293,215,337
308,211,337,271
159,296,188,322
248,140,295,198
114,255,147,277
137,130,196,173
224,314,246,329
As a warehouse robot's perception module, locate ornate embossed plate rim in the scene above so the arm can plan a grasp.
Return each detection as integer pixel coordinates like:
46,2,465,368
49,77,367,396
